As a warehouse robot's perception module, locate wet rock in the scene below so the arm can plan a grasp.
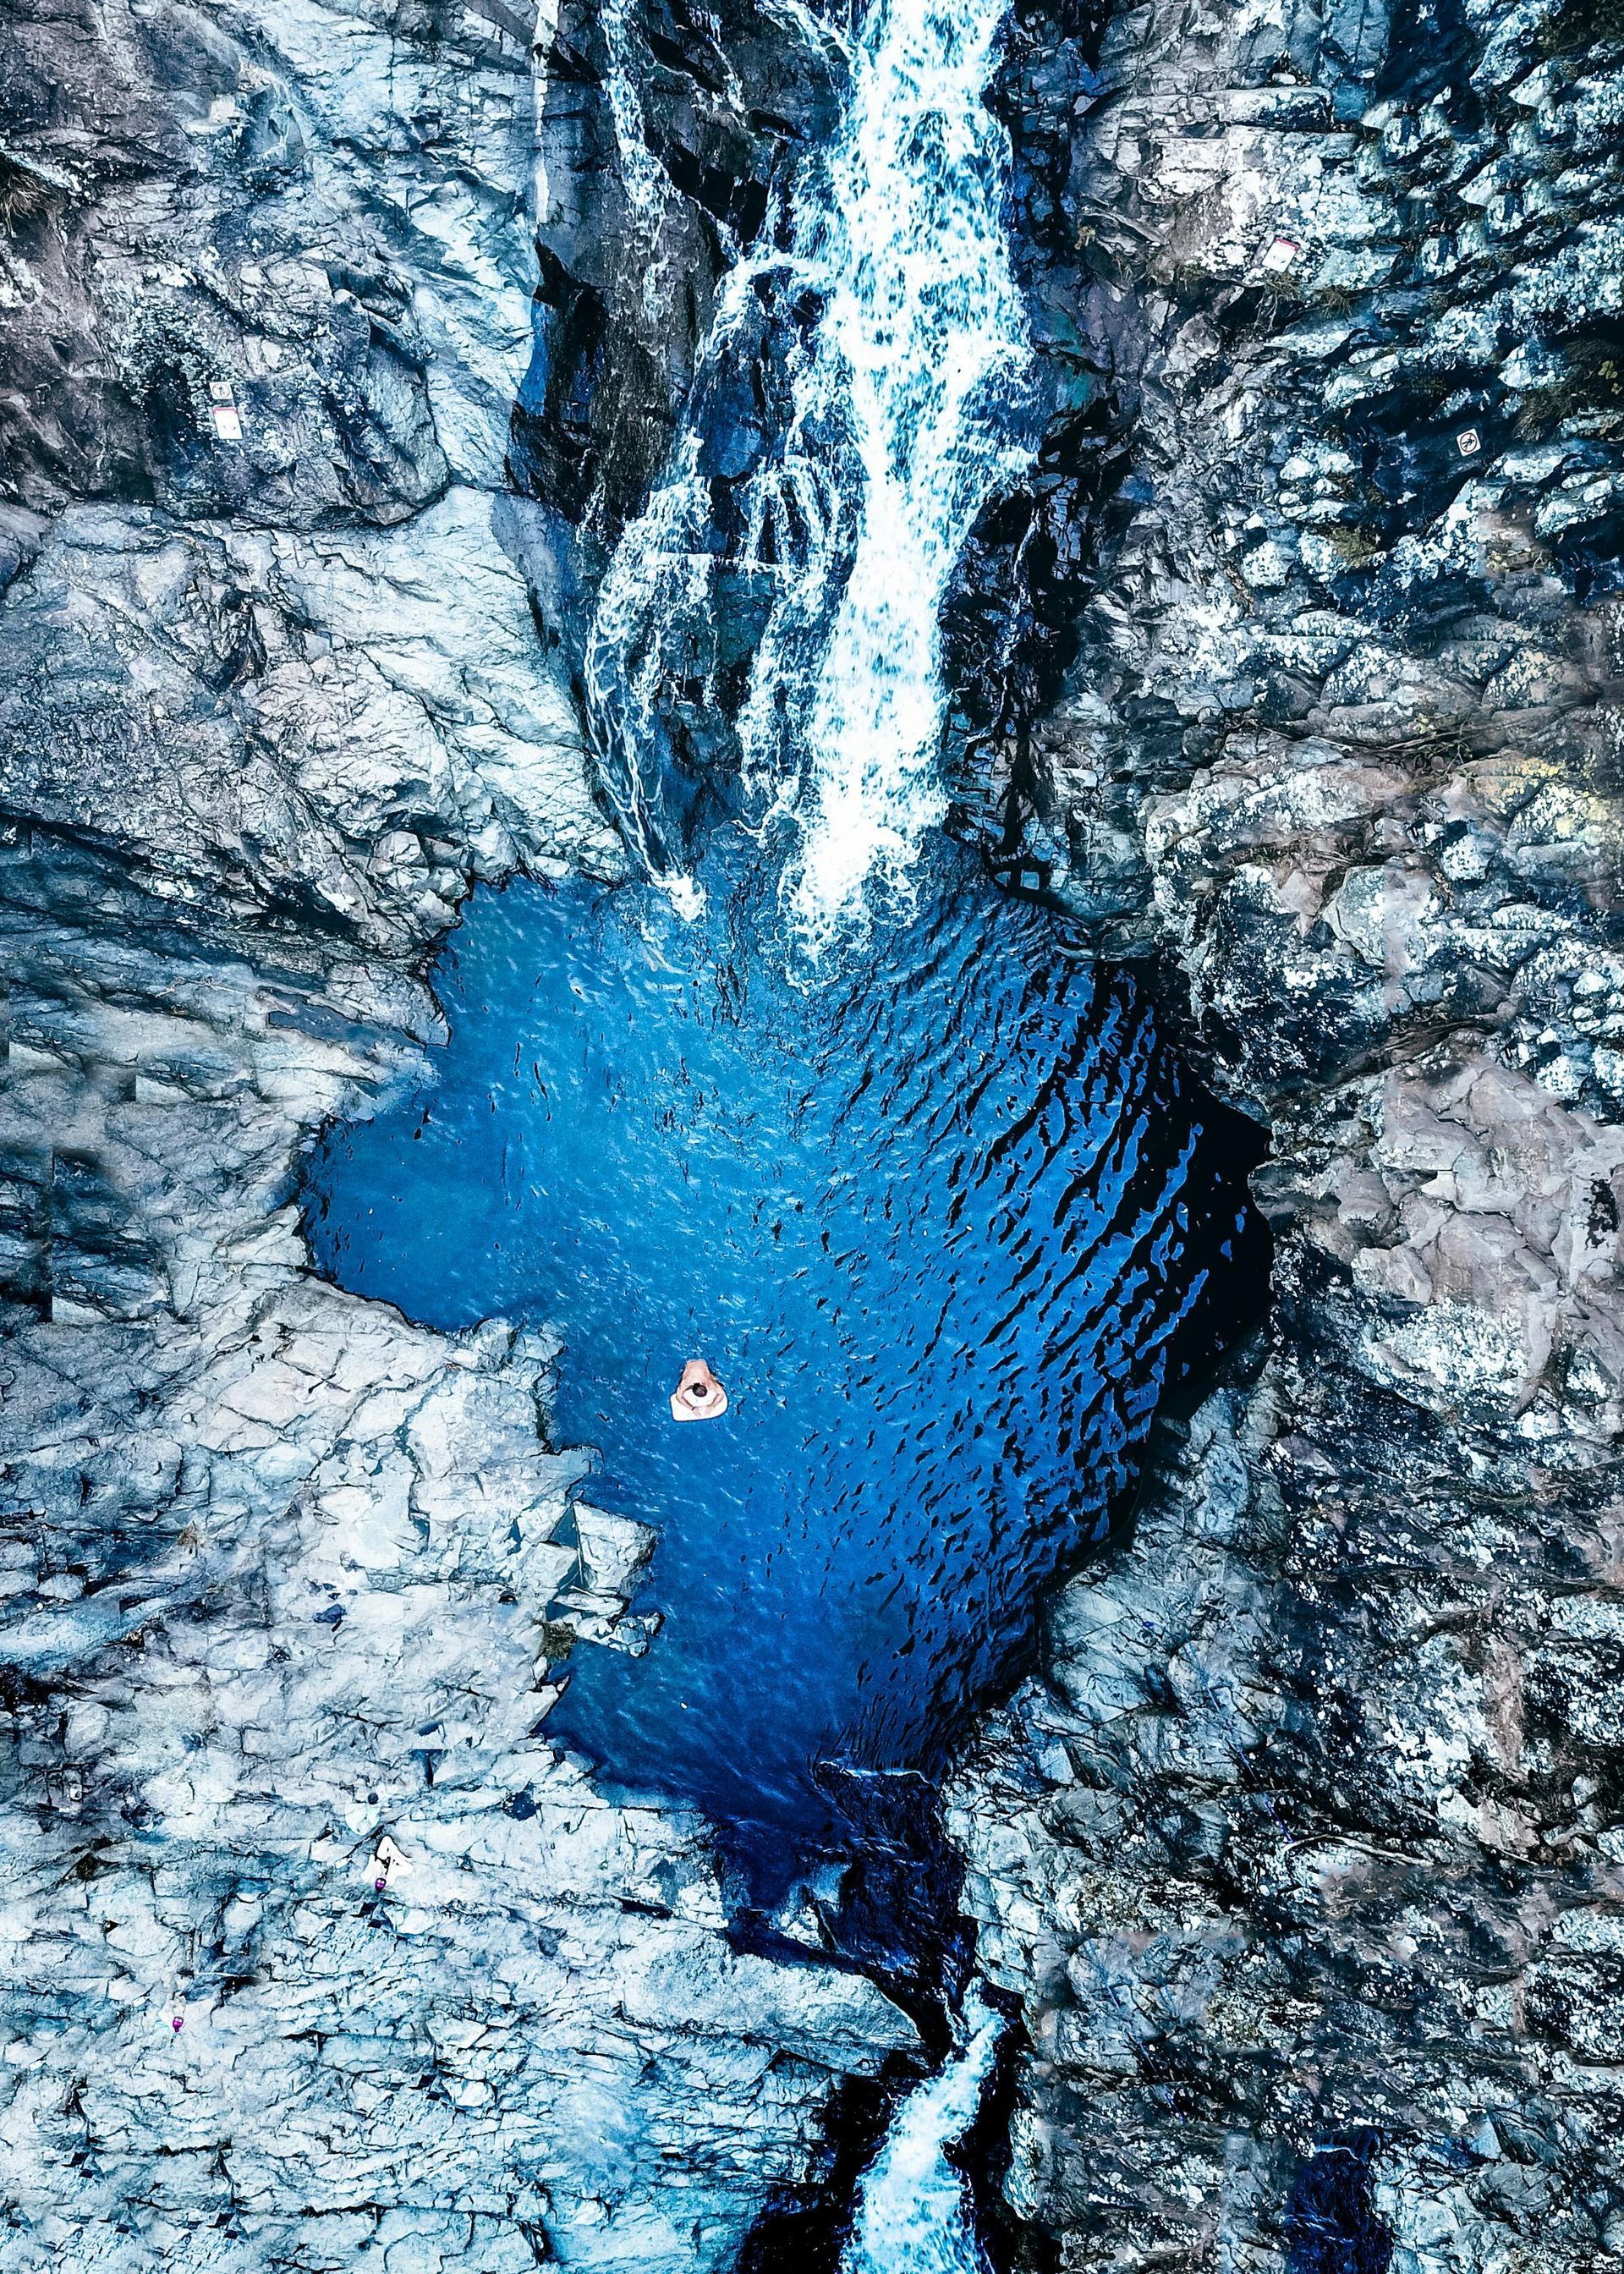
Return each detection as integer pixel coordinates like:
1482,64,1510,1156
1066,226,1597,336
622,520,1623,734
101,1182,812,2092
515,0,844,531
951,1343,1624,2269
0,491,622,942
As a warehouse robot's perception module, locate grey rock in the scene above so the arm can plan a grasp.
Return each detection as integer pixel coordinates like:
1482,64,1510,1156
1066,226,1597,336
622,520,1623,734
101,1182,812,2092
0,0,914,2263
8,0,1624,2262
947,0,1624,2261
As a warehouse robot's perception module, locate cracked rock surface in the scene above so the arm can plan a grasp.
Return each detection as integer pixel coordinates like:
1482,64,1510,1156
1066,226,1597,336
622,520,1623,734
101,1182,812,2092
949,0,1624,2265
8,0,1624,2262
0,0,912,2263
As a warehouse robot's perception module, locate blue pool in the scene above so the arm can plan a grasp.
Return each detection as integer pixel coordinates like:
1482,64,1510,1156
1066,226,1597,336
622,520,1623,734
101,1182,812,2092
305,832,1256,1902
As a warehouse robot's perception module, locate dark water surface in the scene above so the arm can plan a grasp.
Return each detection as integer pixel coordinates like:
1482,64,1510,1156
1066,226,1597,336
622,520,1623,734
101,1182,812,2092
306,834,1254,1899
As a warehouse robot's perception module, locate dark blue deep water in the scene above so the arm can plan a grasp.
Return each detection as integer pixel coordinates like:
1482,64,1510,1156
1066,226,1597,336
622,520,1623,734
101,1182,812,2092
306,833,1254,1899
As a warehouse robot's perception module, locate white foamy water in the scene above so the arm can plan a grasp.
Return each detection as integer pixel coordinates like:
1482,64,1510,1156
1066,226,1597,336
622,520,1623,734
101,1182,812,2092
780,0,1034,941
598,0,668,248
580,0,1031,936
842,1991,1005,2274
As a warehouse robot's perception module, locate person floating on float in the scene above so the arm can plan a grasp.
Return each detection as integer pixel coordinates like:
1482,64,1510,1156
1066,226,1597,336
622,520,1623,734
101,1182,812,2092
670,1359,728,1422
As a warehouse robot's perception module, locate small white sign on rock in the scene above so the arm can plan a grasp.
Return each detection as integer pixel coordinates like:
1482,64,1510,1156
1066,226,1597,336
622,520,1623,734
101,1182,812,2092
208,378,244,444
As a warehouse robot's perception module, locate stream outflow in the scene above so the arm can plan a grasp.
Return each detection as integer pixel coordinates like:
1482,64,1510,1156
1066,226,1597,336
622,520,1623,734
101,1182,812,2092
842,1993,1006,2273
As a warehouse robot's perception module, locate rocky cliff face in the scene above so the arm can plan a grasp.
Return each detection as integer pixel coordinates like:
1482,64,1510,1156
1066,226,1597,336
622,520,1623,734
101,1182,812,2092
5,0,1623,2266
947,0,1624,2265
0,2,912,2266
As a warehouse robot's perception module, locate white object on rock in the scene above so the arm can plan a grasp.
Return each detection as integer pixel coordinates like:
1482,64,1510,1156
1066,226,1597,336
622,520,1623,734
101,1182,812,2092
373,1833,409,1881
208,378,244,442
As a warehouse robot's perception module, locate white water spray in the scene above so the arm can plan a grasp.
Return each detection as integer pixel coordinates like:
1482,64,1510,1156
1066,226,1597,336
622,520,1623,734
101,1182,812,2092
780,0,1034,942
580,0,1031,937
842,1990,1005,2274
598,0,669,257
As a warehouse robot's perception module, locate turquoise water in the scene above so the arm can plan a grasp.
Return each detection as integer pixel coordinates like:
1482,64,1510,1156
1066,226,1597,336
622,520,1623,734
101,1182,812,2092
305,832,1257,1901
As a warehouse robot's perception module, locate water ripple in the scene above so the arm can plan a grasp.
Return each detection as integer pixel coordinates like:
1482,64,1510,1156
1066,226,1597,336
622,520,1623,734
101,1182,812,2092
307,834,1255,1903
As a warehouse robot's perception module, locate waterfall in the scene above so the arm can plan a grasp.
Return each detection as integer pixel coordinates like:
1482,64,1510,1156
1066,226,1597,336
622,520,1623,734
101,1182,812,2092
597,0,669,250
842,1991,1005,2273
568,1,1031,2238
775,0,1034,942
580,0,1032,939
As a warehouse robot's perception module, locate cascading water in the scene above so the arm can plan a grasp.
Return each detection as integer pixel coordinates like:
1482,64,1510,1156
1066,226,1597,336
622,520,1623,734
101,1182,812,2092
842,1993,1005,2274
774,0,1033,939
597,0,668,252
580,0,1033,937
